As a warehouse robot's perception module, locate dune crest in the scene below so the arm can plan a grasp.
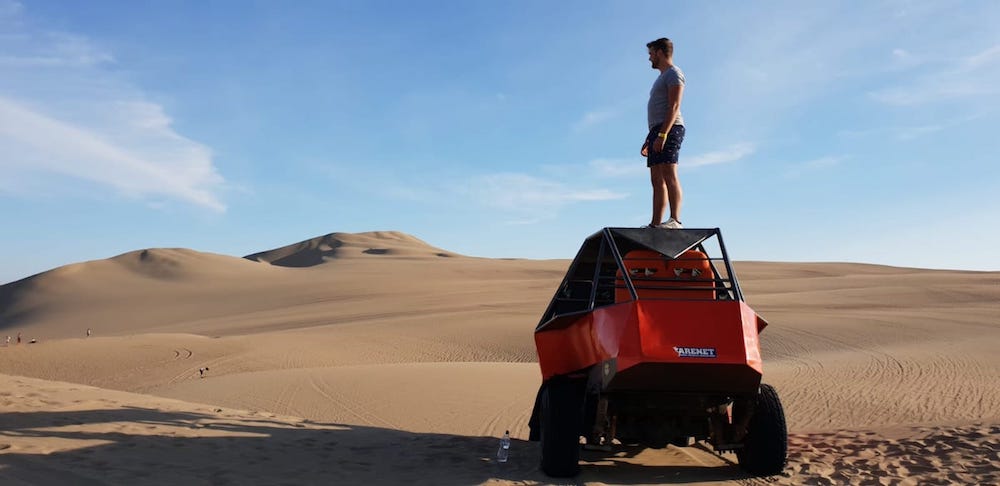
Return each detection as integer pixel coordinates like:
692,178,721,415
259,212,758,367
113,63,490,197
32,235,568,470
244,231,460,267
0,249,287,339
109,248,276,279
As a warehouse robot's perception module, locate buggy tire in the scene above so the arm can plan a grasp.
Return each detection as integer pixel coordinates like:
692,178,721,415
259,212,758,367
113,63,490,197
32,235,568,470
737,383,788,476
539,379,583,477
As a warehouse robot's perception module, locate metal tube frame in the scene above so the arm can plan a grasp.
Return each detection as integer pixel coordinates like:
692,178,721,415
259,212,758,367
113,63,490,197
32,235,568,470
604,228,638,301
588,237,607,310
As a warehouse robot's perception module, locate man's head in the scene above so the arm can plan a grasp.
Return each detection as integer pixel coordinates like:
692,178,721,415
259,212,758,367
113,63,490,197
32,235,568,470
647,37,673,70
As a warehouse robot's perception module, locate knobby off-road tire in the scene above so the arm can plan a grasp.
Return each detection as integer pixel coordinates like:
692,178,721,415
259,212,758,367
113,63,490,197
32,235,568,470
737,383,788,476
539,379,583,477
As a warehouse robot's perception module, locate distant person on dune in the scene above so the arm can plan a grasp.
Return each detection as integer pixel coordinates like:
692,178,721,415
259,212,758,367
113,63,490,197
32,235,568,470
87,328,91,337
642,37,686,229
16,332,21,345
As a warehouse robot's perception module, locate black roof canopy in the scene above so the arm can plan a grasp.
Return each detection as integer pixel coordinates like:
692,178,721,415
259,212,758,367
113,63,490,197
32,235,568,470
605,227,718,260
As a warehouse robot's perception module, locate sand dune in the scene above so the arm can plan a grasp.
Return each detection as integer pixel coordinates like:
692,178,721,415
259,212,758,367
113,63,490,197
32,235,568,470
244,230,461,266
2,231,999,484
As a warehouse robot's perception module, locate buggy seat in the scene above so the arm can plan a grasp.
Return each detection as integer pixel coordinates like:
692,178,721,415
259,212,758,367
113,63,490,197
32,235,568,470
615,249,716,302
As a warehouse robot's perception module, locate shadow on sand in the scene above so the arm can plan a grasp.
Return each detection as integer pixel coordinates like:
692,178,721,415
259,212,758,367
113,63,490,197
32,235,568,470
0,407,760,485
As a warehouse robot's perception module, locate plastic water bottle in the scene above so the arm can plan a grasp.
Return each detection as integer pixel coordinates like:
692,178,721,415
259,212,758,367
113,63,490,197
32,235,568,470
497,430,510,463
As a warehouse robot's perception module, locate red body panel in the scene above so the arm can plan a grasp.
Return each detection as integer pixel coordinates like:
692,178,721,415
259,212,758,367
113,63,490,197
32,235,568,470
535,301,765,382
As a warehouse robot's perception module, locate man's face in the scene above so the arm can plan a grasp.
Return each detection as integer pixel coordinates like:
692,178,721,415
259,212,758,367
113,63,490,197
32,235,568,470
648,48,660,69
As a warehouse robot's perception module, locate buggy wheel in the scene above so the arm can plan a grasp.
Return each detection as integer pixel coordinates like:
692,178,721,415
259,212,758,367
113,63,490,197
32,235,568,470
539,379,583,477
737,384,787,476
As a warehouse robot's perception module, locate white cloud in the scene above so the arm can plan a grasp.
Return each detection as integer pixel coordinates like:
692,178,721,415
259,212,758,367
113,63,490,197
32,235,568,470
587,142,756,178
503,216,547,225
784,155,846,178
308,160,441,203
698,2,998,138
0,97,224,211
890,48,923,70
964,44,1000,68
457,172,626,222
685,143,756,168
472,173,624,208
706,4,888,117
0,32,115,67
839,114,980,141
869,44,1000,106
589,157,645,177
893,123,946,140
870,82,999,106
314,160,626,223
572,108,617,132
0,5,225,211
803,156,844,169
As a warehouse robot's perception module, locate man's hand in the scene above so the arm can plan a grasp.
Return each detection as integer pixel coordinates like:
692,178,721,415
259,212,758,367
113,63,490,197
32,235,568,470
650,134,666,154
641,140,649,157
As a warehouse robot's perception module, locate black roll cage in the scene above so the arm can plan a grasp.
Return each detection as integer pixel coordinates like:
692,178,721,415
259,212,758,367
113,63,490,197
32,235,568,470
536,228,744,330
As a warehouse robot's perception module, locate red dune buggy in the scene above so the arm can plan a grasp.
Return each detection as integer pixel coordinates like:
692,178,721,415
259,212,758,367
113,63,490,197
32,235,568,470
528,227,787,477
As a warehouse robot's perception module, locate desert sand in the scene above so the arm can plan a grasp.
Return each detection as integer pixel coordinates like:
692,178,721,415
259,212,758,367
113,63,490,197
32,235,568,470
1,230,998,485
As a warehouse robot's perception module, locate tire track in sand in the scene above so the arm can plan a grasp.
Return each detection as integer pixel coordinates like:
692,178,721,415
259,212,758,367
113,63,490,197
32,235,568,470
306,373,398,429
478,394,525,438
769,323,997,429
164,348,200,385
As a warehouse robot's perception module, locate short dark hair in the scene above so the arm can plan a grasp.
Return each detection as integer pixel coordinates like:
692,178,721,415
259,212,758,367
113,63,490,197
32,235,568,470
646,37,673,58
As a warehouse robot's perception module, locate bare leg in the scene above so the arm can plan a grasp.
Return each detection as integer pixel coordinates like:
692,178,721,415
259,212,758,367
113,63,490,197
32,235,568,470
663,163,682,221
649,165,669,225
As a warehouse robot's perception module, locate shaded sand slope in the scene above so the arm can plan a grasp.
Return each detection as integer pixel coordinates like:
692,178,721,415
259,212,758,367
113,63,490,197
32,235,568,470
3,374,998,486
0,374,550,486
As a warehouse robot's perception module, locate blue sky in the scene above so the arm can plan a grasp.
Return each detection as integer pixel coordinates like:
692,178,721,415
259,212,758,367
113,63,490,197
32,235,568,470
2,0,1000,284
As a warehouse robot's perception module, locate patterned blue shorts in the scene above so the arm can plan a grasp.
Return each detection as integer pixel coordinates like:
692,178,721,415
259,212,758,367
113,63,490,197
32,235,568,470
645,124,685,167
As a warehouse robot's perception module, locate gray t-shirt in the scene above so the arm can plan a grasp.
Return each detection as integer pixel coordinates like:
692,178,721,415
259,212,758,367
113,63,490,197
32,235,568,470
647,65,685,129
